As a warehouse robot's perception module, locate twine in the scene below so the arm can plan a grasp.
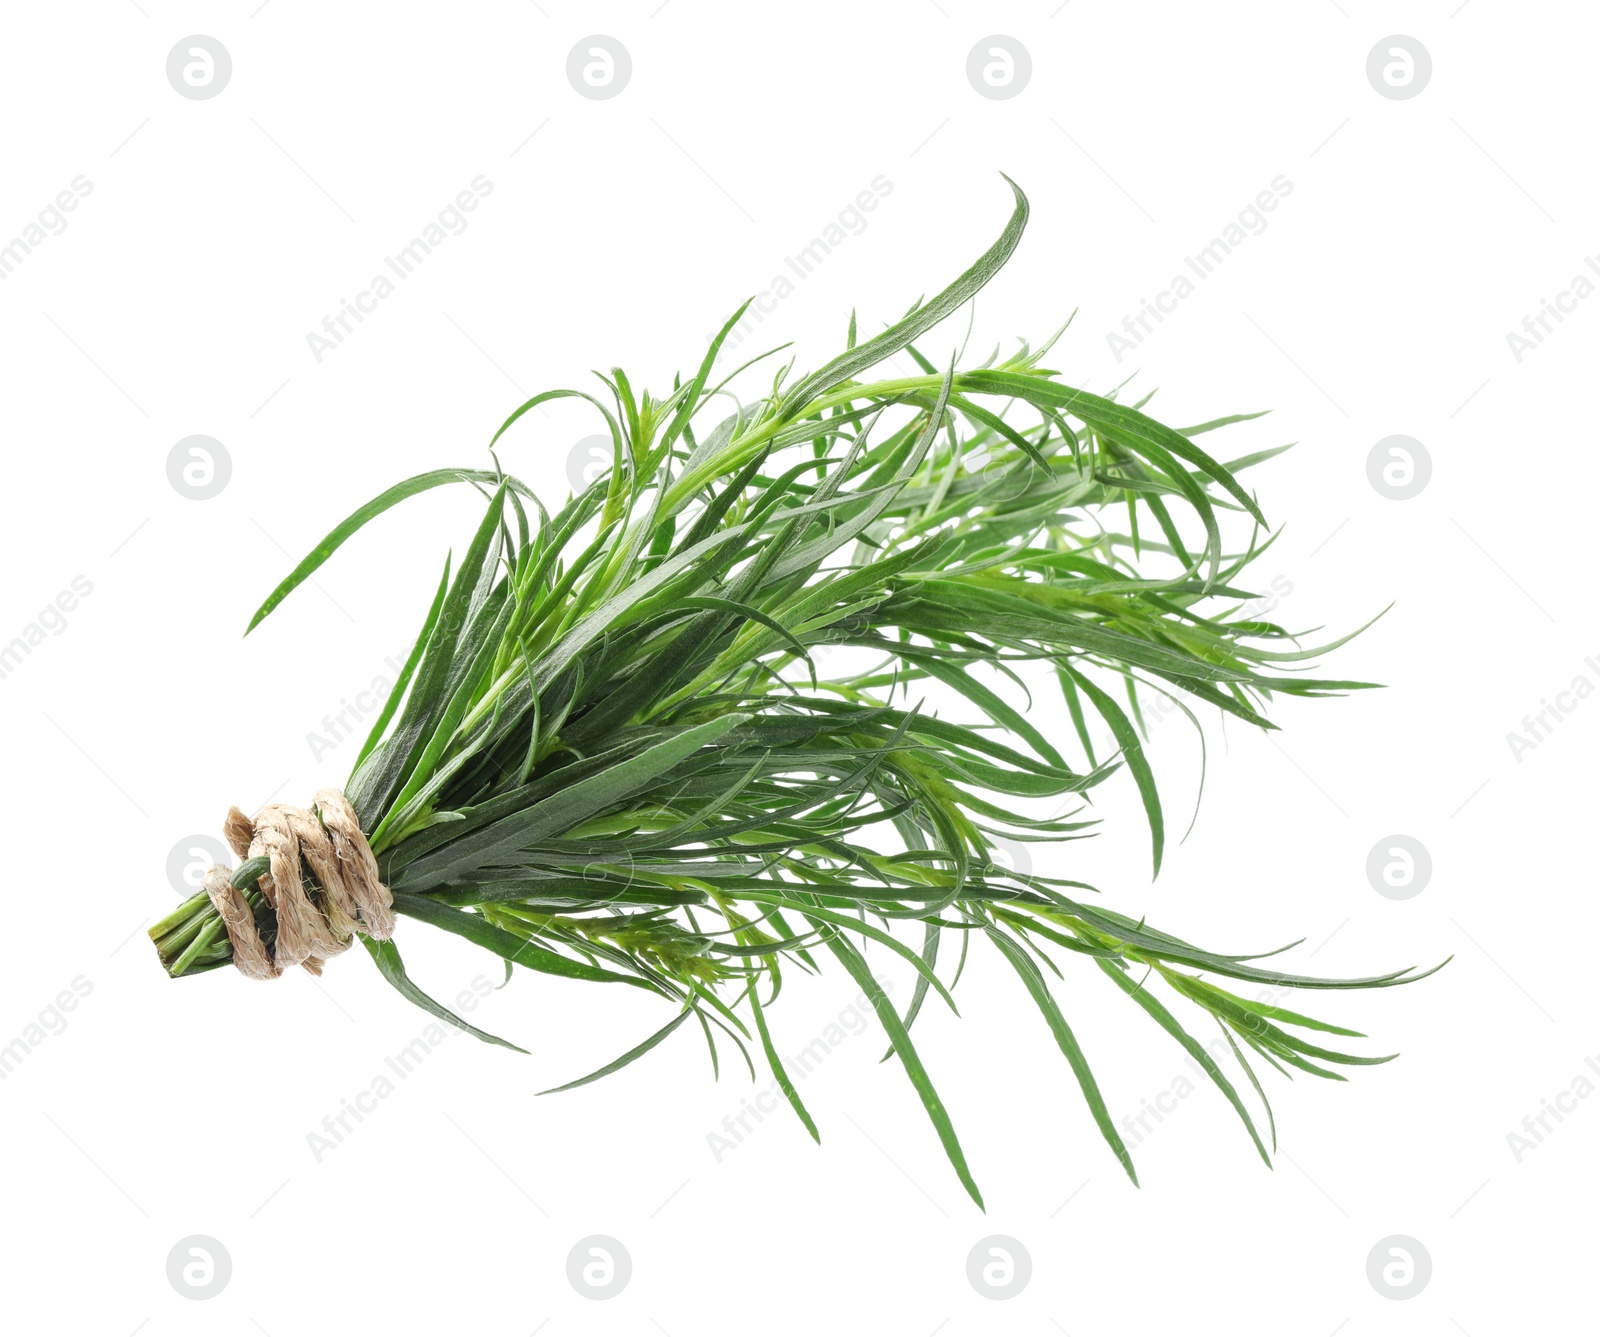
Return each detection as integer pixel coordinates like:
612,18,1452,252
202,790,394,980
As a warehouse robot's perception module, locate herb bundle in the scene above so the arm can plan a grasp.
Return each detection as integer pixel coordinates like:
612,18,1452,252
151,180,1434,1202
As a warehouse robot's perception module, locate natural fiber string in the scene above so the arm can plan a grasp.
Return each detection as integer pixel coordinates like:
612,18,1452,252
201,789,394,980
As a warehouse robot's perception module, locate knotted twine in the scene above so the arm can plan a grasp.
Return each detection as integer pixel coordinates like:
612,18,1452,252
201,790,394,979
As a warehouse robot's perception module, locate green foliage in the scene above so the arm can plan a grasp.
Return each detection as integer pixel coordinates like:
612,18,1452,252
152,180,1438,1205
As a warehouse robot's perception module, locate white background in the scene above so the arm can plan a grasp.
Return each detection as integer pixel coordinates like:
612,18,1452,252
0,2,1593,1333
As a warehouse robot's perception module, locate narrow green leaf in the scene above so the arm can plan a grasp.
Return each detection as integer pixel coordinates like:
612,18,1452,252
361,936,527,1052
391,892,658,989
1065,666,1164,878
987,928,1137,1185
1097,959,1270,1167
778,176,1028,418
539,1005,694,1094
817,926,984,1209
245,469,520,634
